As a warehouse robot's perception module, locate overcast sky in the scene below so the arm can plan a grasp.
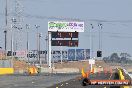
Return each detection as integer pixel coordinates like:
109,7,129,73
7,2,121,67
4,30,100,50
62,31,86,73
0,0,132,57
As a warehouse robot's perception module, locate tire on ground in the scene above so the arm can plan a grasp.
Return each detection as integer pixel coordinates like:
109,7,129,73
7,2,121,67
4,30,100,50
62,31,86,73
81,78,91,86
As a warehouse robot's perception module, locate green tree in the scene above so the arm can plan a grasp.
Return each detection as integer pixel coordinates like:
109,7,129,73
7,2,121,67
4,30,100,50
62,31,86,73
110,53,120,63
120,53,131,64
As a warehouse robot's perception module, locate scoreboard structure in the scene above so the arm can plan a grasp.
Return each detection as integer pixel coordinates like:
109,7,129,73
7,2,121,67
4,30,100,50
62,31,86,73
48,21,84,68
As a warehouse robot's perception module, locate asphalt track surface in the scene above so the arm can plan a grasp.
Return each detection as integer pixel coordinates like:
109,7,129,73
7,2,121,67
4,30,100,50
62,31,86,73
0,72,130,88
48,73,122,88
0,74,79,88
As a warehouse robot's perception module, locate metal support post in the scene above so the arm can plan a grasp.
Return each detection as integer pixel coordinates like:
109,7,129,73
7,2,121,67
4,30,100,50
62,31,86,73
48,32,51,68
4,0,8,60
38,33,42,66
90,24,94,59
11,29,13,68
45,35,48,64
35,25,40,64
61,46,62,64
75,47,76,60
98,23,103,59
26,24,29,64
3,30,7,68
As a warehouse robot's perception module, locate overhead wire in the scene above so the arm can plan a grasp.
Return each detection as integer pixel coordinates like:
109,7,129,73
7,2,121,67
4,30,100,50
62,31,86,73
82,31,132,39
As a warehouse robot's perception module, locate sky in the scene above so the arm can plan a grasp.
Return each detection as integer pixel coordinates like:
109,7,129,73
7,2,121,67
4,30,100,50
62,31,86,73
0,0,132,57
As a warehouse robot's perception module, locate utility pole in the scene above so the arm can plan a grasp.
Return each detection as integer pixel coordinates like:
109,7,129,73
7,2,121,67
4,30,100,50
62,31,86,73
4,0,8,60
14,0,23,50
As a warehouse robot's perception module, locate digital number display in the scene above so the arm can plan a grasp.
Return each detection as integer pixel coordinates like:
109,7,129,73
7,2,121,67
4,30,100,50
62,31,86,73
51,40,78,47
51,32,78,38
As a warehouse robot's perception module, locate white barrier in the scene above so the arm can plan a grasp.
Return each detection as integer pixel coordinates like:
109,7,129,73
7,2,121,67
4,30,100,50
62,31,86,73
123,69,132,79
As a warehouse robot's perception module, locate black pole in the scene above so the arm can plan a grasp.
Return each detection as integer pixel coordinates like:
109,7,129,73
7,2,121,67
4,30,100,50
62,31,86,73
4,0,8,59
4,30,7,51
4,30,7,56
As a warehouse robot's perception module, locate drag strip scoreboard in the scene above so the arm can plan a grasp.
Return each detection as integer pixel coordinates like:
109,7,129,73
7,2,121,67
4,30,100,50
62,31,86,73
48,21,84,68
48,21,84,47
51,32,78,47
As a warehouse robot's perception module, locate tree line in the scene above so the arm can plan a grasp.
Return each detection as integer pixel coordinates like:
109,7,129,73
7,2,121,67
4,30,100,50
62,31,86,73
103,53,132,64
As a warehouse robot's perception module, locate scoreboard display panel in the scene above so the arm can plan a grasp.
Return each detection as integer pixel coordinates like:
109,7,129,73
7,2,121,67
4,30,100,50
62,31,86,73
51,40,78,47
51,32,78,38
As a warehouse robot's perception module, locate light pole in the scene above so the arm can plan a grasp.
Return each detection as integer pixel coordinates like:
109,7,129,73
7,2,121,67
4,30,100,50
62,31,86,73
98,23,103,50
38,33,42,66
4,30,7,60
10,29,13,67
48,32,52,68
35,25,40,64
98,23,103,59
4,0,8,60
90,24,94,72
11,18,17,68
26,24,30,63
90,24,94,59
45,35,48,64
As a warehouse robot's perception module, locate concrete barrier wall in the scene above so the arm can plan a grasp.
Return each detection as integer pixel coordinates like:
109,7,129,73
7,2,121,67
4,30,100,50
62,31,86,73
0,68,14,75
